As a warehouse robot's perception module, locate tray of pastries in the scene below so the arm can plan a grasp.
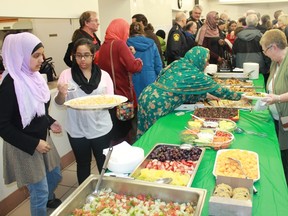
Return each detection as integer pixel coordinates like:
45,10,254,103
199,99,253,110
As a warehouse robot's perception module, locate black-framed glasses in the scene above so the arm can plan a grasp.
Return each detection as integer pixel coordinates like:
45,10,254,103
263,45,273,54
74,53,93,60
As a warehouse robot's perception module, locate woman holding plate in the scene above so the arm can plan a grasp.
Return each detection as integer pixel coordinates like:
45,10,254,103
260,29,288,184
55,38,114,184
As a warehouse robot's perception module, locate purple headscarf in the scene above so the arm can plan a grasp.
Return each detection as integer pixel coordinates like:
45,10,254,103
2,32,50,128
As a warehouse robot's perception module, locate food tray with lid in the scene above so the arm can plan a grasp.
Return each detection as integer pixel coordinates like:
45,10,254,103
129,143,205,187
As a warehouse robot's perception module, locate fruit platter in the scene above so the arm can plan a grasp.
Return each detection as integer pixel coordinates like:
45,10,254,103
129,144,205,187
180,129,234,150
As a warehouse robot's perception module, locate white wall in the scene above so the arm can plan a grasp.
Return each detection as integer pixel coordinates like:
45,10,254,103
0,0,98,18
31,18,79,75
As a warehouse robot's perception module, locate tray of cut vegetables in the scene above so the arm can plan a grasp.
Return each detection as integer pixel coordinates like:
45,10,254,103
180,129,234,150
187,117,237,132
50,175,207,216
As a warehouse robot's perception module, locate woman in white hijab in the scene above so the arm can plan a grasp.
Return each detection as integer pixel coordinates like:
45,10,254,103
0,32,62,215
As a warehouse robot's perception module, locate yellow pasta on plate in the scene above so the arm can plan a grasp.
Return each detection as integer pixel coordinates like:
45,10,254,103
64,95,127,110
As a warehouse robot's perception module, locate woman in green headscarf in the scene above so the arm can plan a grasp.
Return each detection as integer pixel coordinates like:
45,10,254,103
137,46,242,139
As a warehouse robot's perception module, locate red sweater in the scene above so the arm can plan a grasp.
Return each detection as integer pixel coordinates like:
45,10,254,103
98,40,142,107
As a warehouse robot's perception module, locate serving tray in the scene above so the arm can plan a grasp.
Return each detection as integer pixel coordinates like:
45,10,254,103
129,143,205,187
213,149,260,182
64,94,127,110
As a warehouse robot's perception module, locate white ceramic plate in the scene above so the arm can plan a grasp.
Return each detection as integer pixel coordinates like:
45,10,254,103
242,92,268,100
64,94,128,110
212,149,260,182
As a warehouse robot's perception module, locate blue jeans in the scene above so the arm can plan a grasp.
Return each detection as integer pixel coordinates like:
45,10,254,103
27,167,62,216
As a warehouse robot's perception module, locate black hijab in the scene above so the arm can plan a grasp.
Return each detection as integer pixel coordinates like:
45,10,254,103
71,63,102,94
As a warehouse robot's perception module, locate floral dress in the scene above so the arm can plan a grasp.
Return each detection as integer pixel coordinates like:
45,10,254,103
137,46,241,139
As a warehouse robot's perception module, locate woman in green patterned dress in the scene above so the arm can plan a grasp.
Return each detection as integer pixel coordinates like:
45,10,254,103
137,46,242,139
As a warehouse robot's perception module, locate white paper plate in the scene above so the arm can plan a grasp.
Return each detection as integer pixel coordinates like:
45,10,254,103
64,94,128,110
242,92,268,100
213,149,260,182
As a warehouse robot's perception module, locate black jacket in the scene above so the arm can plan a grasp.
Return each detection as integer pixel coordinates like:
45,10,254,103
64,29,101,67
166,23,189,65
0,75,55,155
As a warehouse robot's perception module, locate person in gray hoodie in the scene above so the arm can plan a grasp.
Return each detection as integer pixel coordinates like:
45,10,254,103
233,14,270,84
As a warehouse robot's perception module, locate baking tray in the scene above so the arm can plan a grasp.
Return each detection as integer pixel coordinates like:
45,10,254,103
213,149,260,182
129,143,205,187
194,107,240,121
50,175,207,216
200,99,253,110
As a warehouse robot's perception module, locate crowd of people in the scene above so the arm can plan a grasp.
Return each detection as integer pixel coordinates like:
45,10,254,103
1,6,288,215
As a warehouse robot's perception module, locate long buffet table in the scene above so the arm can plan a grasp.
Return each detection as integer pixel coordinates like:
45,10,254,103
133,75,288,216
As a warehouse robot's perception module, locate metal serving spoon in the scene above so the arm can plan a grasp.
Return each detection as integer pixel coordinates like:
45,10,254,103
191,114,205,122
180,143,213,150
86,146,113,204
154,177,173,184
228,157,258,194
234,127,267,137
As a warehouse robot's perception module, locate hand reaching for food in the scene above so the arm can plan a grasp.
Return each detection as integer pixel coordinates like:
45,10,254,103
207,93,220,101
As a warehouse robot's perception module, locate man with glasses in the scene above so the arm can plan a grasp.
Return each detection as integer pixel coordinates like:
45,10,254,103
64,11,101,67
187,4,203,34
233,14,271,84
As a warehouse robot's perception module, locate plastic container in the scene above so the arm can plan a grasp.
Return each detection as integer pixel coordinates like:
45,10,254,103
107,146,144,174
243,62,259,79
211,130,234,150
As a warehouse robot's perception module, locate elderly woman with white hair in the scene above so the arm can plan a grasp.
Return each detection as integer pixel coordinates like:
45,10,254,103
260,29,288,184
233,13,271,84
277,14,288,42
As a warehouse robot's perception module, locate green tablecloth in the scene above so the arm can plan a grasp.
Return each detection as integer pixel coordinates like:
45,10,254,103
133,75,288,216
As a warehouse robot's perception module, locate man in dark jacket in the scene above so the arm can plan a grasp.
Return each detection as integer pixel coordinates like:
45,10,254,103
166,12,189,65
187,4,203,34
64,11,101,67
233,14,271,83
